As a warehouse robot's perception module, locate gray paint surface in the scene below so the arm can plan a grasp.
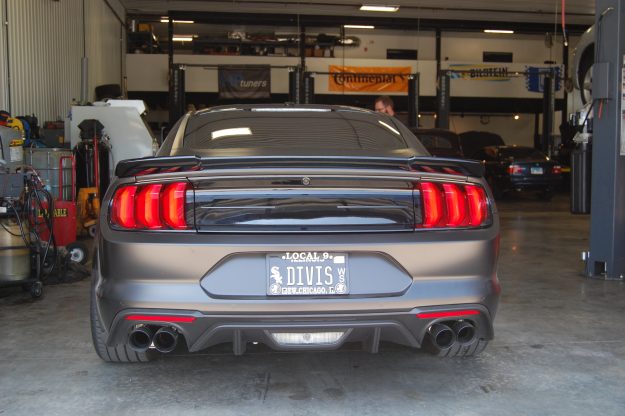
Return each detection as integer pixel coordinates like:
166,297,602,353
1,194,625,415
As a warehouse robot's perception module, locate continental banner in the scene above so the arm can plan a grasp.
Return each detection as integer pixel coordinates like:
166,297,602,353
218,65,271,99
328,65,411,92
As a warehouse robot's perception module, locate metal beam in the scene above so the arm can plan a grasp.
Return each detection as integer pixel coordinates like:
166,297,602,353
585,0,625,279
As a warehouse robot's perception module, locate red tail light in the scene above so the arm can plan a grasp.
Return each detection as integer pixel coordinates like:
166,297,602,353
508,164,524,175
111,186,137,228
552,165,562,175
420,182,443,227
418,182,490,229
111,182,189,230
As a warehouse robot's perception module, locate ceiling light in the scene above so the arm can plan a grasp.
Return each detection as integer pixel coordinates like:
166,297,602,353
513,114,520,120
484,29,514,34
161,17,194,23
360,5,399,12
344,25,375,29
172,36,194,42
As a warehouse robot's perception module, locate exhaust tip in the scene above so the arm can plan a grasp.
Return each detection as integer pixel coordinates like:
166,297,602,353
153,327,179,353
452,321,476,345
129,326,153,352
428,324,456,349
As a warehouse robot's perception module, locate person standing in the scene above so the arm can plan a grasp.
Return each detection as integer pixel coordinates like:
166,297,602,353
374,95,396,116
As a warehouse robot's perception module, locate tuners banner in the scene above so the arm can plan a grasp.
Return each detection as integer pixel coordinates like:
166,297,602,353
328,65,411,92
218,65,271,99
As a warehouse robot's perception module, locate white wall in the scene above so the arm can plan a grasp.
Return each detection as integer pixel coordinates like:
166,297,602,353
85,0,125,100
0,0,125,121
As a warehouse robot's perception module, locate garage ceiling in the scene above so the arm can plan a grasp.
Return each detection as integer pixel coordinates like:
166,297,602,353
121,0,595,26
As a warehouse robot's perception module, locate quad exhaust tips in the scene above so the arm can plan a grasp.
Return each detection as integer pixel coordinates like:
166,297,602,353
128,326,179,353
153,327,179,353
428,324,456,349
451,321,476,345
428,321,476,350
129,326,154,353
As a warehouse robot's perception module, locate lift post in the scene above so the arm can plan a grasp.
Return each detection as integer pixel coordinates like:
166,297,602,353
585,0,625,279
436,70,450,129
408,74,420,128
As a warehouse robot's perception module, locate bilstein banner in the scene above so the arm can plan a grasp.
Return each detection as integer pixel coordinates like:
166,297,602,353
448,64,511,81
218,65,271,99
328,65,411,92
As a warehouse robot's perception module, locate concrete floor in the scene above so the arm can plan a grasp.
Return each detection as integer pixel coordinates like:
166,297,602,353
1,193,625,416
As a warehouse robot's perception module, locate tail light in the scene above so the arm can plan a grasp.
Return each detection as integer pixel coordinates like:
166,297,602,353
110,182,189,230
417,182,490,229
508,164,524,175
551,165,562,175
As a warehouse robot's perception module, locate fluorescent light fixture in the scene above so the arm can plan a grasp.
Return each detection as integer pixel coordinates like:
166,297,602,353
161,17,194,23
172,36,194,42
378,120,400,135
360,5,399,12
344,24,375,29
211,127,252,140
484,29,514,34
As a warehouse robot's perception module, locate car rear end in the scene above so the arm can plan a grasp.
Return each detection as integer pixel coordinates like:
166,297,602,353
91,106,501,361
503,147,562,194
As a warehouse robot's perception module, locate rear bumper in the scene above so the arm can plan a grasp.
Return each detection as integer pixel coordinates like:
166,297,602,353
105,305,495,354
93,226,500,353
507,176,562,190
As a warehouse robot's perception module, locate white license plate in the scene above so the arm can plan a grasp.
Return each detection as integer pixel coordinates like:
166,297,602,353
267,252,349,296
530,167,544,175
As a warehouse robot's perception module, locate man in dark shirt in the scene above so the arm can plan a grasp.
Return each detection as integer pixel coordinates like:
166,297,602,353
374,95,396,116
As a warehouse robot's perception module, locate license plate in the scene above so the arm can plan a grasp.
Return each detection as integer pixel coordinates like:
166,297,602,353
530,167,544,175
267,252,349,296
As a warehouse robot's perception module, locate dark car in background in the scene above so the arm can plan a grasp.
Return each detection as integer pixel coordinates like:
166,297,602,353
410,128,463,158
458,131,506,159
91,104,500,363
473,146,562,200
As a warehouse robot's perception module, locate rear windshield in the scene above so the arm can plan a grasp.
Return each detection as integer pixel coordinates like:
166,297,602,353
498,147,547,159
183,109,410,151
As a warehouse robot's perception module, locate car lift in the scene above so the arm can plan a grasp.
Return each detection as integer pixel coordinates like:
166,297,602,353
584,0,625,279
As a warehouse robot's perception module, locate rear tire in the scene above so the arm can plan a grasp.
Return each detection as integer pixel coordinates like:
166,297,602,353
539,189,554,201
90,272,154,363
426,337,489,357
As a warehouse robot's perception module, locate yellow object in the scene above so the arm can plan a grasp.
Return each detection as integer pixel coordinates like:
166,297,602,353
76,187,101,237
5,117,24,132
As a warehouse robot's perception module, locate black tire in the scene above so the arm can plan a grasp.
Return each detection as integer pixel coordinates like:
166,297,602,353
425,336,489,357
577,45,594,105
30,281,43,299
90,268,154,363
539,189,554,201
88,225,97,238
66,241,89,265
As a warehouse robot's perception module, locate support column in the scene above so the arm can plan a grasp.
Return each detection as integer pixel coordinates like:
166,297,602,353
585,0,625,279
408,74,420,128
436,70,450,129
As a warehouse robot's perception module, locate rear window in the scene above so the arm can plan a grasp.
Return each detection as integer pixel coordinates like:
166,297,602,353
183,109,409,151
497,147,547,159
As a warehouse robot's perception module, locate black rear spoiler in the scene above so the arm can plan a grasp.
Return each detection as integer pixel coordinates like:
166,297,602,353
115,155,484,178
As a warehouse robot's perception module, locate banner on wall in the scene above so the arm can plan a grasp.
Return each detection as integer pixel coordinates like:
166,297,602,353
328,65,411,92
218,65,271,99
524,66,562,93
448,64,511,81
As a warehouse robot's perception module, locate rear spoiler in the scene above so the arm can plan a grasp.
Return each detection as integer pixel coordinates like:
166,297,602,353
115,155,484,178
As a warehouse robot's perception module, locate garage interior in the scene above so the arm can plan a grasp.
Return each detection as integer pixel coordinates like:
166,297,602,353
1,0,625,414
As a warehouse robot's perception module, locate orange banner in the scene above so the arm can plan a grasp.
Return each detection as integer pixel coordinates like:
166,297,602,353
328,65,411,92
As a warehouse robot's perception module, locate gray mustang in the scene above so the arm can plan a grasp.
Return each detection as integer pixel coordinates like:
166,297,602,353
91,104,500,362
